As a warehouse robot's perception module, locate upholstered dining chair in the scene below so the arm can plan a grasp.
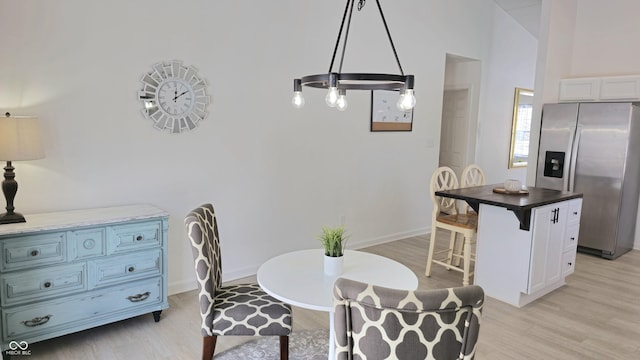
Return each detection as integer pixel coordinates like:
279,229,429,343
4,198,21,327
425,166,477,286
333,278,484,360
184,204,292,360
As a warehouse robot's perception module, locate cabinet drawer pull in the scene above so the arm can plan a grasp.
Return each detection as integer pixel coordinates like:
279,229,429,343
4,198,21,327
136,235,143,241
30,249,40,257
127,291,150,303
22,315,52,327
128,266,135,273
43,281,52,288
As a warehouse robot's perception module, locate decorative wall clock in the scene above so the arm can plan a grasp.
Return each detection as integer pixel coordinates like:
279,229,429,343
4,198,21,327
138,60,210,134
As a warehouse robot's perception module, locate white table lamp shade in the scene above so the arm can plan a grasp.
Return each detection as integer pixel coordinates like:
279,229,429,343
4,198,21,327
0,116,45,161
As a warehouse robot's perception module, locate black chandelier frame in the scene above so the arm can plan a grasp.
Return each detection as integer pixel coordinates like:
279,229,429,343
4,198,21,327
294,0,414,93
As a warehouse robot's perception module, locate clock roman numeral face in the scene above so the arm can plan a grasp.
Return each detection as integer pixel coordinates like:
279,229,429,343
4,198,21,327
138,60,211,134
158,80,194,116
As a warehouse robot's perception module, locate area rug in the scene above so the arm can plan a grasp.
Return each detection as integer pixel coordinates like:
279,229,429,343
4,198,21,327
214,329,329,360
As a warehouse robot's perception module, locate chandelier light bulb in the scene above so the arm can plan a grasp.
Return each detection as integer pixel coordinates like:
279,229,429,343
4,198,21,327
396,93,405,110
292,91,305,109
336,90,348,111
397,89,416,111
326,87,339,107
292,79,305,109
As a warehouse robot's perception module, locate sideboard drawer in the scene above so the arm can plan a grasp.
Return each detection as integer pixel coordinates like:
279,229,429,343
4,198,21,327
68,228,106,261
1,263,86,306
89,249,162,289
2,278,162,341
107,221,162,254
1,233,66,271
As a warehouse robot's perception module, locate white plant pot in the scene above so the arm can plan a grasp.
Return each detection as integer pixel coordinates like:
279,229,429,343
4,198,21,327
324,255,344,276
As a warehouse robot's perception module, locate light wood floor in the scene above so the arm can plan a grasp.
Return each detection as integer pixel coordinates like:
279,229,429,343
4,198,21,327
23,234,640,359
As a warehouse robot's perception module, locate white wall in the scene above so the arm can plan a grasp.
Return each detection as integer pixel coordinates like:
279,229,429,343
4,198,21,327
476,5,538,185
440,5,538,186
0,0,537,294
571,0,640,77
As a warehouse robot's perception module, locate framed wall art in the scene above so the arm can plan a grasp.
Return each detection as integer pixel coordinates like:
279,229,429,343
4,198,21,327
370,90,413,132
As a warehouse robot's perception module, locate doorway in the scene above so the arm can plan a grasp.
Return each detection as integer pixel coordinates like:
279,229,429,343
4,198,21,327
440,88,470,177
439,54,482,179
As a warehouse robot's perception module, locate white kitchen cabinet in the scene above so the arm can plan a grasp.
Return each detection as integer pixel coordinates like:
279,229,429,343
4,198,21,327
600,76,640,100
528,201,567,294
474,198,583,307
559,75,640,102
562,199,582,276
559,77,600,101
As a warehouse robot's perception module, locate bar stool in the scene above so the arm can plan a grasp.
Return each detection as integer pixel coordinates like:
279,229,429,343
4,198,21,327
460,164,485,215
425,166,477,286
449,164,485,266
461,164,485,188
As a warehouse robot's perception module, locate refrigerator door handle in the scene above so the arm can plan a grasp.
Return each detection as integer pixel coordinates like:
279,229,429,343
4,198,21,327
564,126,577,192
568,125,582,193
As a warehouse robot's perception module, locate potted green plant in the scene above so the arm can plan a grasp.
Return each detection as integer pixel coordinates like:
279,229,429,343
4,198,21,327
317,225,348,275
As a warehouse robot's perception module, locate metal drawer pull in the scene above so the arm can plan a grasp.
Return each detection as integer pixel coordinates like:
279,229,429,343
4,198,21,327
43,281,52,288
127,292,150,302
22,315,52,327
30,249,39,257
136,235,143,241
128,266,135,273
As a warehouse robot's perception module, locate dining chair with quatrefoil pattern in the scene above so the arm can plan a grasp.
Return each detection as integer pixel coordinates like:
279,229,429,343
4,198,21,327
185,203,292,360
333,278,484,360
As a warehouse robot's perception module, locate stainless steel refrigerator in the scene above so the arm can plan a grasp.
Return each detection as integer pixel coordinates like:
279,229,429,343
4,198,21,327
536,102,640,259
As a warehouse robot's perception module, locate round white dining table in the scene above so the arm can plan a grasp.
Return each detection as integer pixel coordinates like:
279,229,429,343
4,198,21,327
257,249,418,360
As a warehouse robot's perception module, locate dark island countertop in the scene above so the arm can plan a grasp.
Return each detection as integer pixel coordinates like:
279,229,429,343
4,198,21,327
436,184,583,230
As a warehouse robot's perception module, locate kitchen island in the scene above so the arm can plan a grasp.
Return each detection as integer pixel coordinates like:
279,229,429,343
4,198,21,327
436,184,583,307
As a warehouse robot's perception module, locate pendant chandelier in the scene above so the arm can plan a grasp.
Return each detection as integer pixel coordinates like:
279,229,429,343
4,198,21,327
292,0,415,112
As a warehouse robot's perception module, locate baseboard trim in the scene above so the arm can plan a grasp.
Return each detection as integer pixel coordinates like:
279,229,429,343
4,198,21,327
348,227,429,250
169,279,197,296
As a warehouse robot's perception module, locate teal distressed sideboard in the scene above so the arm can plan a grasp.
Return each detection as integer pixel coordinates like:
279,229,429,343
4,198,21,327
0,205,169,354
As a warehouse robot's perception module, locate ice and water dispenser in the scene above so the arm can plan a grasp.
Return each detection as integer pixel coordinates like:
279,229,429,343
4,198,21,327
543,151,565,178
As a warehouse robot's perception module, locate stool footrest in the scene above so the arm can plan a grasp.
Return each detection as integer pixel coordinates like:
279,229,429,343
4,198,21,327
430,258,475,277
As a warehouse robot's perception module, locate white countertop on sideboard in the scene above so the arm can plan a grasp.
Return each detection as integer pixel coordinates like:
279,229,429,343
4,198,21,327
0,204,168,236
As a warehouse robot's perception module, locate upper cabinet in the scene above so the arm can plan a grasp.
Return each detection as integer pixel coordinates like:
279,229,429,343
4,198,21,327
559,75,640,102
